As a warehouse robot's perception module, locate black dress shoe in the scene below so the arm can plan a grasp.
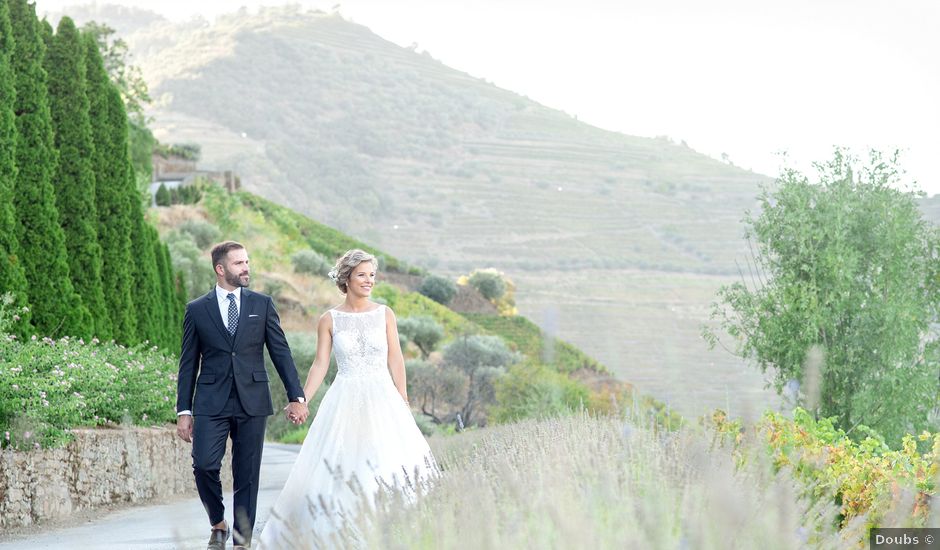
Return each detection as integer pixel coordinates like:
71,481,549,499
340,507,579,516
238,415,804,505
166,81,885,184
206,528,229,550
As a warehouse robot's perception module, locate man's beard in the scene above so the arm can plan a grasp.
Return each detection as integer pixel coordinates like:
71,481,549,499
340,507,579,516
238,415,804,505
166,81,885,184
224,269,249,288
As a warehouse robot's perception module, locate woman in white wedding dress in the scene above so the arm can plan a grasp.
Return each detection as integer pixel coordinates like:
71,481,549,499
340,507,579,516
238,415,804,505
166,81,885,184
258,249,438,549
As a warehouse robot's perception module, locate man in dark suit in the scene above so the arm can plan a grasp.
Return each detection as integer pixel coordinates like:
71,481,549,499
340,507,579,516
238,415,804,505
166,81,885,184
176,241,309,550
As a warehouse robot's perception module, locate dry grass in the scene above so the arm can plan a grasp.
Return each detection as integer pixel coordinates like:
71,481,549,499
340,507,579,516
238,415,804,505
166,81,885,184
274,414,851,550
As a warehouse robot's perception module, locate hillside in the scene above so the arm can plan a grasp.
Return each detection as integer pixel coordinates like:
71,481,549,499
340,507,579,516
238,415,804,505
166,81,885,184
152,185,679,434
64,4,781,417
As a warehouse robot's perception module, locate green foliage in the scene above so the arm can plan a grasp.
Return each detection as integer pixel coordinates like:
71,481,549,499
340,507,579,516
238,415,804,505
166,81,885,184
81,21,153,180
128,198,164,345
154,182,170,206
45,16,110,340
127,117,154,186
713,408,938,533
0,0,30,337
467,269,506,301
443,334,514,426
177,218,220,250
706,150,940,444
0,306,178,450
463,268,517,315
406,358,466,424
84,31,137,343
153,141,201,161
372,283,474,337
152,233,179,349
418,274,457,305
464,313,607,374
225,190,409,273
290,248,330,276
491,363,590,423
172,183,203,205
397,315,444,358
9,0,88,338
264,330,334,443
165,230,216,300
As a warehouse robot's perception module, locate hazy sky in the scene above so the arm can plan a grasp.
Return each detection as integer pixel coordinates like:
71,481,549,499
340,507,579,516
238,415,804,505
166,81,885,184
38,0,940,194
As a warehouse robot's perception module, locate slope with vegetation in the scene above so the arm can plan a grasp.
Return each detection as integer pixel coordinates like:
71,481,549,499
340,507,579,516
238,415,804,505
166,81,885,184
55,4,779,418
152,183,677,442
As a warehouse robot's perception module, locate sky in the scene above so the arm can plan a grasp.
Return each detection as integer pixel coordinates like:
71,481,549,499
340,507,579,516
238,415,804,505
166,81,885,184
37,0,940,194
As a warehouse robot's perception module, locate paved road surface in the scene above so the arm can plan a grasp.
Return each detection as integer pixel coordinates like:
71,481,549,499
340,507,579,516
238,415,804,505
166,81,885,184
0,443,300,550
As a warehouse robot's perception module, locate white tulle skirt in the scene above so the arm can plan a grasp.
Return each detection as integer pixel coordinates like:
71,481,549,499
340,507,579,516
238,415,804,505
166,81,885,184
257,369,438,549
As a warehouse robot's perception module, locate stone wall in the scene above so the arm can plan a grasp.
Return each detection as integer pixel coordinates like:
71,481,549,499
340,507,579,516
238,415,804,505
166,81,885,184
0,427,231,531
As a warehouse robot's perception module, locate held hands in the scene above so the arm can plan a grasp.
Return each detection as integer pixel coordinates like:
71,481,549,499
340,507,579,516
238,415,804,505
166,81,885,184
176,414,193,443
285,401,309,425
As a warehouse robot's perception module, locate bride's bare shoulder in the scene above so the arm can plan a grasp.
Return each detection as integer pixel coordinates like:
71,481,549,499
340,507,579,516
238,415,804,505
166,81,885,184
317,310,335,328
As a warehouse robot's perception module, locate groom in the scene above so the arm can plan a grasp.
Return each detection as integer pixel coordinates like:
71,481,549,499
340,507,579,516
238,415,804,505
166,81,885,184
176,241,309,549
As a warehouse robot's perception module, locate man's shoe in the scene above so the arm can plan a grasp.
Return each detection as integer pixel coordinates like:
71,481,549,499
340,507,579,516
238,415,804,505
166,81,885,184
206,527,229,550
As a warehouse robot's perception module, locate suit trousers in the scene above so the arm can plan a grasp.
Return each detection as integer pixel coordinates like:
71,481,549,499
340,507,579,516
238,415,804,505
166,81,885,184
192,384,267,545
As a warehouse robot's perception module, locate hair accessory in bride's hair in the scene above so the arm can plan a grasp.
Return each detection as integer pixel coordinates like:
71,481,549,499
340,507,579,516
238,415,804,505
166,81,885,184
328,269,339,282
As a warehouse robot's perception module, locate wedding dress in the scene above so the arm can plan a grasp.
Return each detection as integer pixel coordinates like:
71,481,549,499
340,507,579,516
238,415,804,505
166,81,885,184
258,305,438,548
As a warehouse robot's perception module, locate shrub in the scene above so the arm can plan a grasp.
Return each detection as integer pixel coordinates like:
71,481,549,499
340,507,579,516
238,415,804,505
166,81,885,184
291,248,331,277
155,183,170,206
398,316,444,358
418,274,457,305
0,329,179,450
166,231,216,300
264,331,336,443
177,219,221,250
490,363,590,423
467,269,506,301
713,407,940,533
443,335,515,426
406,359,466,425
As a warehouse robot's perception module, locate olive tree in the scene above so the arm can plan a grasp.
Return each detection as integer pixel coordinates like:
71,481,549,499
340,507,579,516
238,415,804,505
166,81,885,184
398,315,444,358
705,150,940,443
418,274,456,305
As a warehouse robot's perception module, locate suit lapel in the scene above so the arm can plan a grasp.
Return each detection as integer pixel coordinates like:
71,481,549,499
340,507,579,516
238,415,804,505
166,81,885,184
204,290,233,344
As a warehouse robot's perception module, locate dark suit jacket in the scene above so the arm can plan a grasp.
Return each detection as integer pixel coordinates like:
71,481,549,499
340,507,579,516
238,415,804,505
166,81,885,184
176,288,304,417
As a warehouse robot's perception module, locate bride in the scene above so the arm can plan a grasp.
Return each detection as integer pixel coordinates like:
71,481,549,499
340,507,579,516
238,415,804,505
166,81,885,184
258,249,438,549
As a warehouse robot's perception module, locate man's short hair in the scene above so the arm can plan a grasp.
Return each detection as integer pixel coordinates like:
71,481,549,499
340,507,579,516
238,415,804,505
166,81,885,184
210,241,245,268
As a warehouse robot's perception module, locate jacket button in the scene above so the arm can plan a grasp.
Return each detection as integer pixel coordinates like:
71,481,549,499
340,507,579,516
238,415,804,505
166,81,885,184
231,352,236,357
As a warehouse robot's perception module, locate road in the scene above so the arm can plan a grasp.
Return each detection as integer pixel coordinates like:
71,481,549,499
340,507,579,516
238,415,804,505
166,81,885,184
0,443,300,550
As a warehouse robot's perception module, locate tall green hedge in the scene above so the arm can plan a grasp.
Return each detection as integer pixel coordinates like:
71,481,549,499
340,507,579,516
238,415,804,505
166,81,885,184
9,0,87,338
0,0,30,336
84,31,137,343
45,16,110,339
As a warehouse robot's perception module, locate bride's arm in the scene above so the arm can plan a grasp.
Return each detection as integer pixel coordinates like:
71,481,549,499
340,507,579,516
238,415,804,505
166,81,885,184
386,307,408,403
302,312,333,401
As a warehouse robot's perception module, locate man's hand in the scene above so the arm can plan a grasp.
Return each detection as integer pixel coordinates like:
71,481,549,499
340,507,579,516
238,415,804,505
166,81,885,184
284,401,309,425
176,414,193,443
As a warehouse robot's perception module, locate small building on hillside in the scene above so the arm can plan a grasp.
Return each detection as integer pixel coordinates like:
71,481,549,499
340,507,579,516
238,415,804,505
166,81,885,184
150,143,241,205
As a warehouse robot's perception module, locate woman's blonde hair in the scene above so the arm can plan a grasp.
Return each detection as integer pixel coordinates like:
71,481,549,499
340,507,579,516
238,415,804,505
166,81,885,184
328,249,378,293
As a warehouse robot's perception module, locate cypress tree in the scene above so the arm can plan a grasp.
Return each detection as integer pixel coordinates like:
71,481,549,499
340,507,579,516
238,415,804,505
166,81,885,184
0,0,31,336
126,159,161,344
155,182,170,206
165,243,183,348
9,0,87,337
152,230,173,349
45,16,109,339
84,31,136,343
174,270,187,347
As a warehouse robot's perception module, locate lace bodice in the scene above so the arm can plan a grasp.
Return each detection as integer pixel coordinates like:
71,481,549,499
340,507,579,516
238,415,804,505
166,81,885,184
330,305,389,378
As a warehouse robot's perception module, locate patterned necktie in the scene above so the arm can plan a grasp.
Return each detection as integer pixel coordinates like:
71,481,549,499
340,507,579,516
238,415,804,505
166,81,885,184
227,293,238,336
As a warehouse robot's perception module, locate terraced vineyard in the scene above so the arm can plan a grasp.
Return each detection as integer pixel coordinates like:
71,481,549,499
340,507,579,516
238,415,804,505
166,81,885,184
68,4,781,417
